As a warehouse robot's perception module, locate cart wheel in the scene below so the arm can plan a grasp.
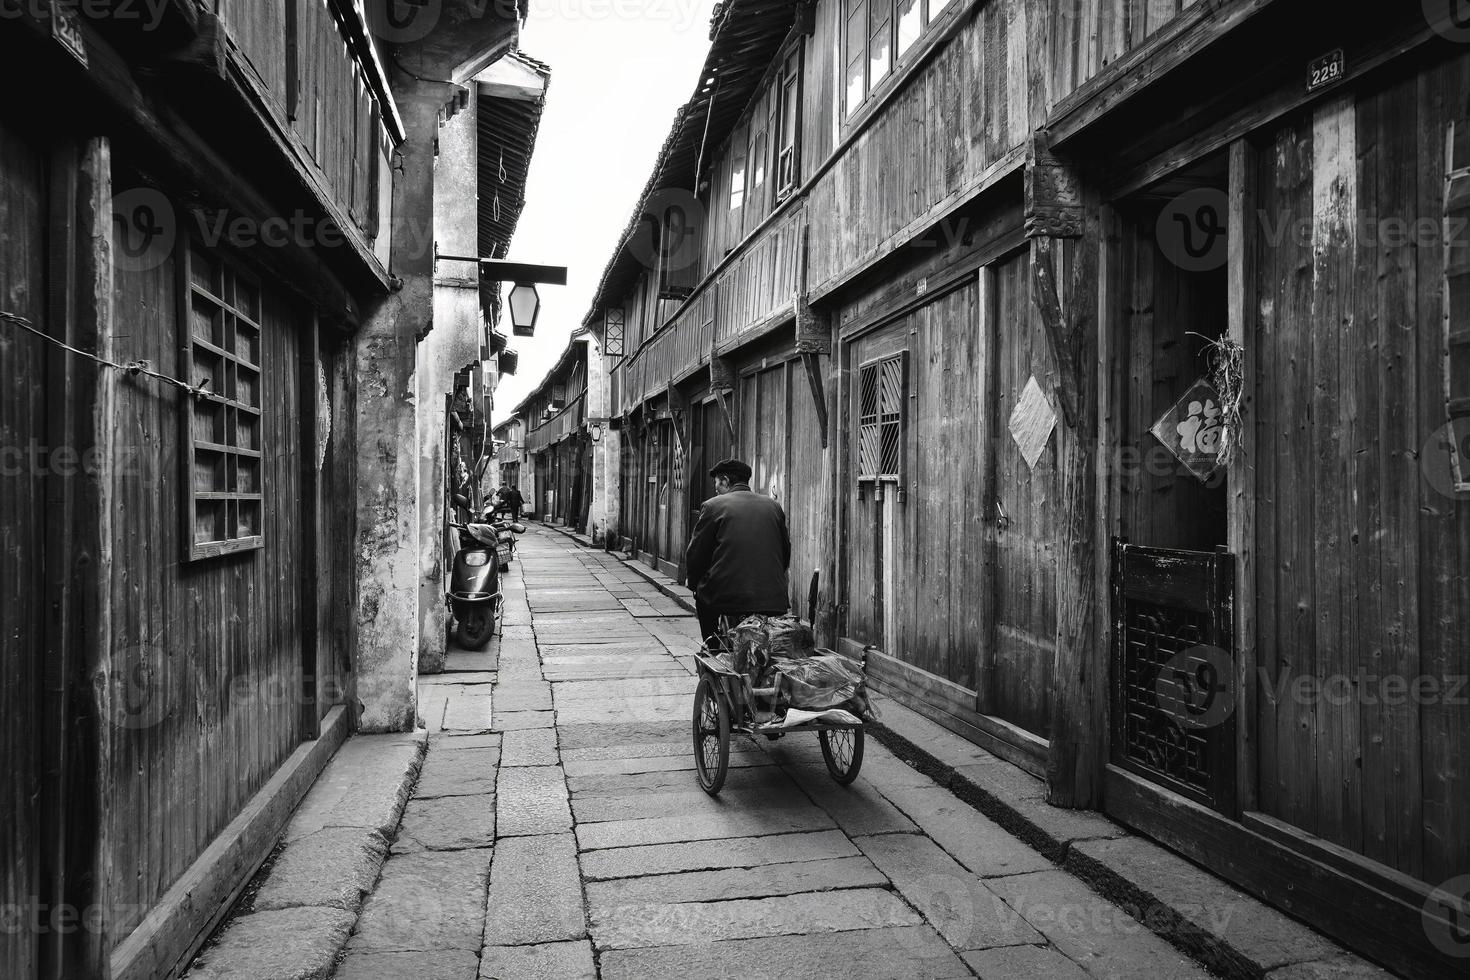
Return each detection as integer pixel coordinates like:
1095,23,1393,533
692,678,730,795
820,727,864,785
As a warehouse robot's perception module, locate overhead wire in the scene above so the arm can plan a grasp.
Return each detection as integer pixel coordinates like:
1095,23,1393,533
1,310,216,400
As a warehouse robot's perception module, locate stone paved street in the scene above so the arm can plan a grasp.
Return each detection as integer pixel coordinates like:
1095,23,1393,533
337,527,1219,980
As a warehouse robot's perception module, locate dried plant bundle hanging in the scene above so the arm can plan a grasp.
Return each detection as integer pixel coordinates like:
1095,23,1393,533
1190,333,1246,468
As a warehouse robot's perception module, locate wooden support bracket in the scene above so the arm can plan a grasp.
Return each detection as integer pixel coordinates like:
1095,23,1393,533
801,351,829,449
1024,131,1084,240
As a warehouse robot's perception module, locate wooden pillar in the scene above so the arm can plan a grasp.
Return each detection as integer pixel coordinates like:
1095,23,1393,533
1026,132,1104,809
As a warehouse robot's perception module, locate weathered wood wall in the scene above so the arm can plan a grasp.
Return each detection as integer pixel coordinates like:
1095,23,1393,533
1250,57,1470,881
108,204,307,944
0,112,48,980
214,0,381,240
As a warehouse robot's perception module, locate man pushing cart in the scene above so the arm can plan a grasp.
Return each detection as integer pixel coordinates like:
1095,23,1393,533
685,459,869,794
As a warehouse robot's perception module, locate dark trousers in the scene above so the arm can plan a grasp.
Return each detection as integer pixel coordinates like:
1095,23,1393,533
695,597,784,650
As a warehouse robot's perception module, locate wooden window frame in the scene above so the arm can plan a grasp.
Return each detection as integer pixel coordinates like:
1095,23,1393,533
855,350,908,484
776,44,804,200
1446,120,1470,492
841,0,962,120
180,237,266,562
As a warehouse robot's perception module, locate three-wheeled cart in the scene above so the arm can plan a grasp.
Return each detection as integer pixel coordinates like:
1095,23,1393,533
691,649,865,795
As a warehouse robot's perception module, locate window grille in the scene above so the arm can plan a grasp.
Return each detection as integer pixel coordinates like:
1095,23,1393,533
857,350,907,482
182,241,265,561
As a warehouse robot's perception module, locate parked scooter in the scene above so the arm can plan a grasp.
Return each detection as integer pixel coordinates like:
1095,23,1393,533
446,517,525,649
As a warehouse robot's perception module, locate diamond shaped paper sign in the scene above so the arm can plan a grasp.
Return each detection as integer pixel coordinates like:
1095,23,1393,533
1008,376,1057,470
1151,377,1225,483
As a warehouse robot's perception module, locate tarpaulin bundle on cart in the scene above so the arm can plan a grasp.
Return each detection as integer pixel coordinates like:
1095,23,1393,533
693,615,873,795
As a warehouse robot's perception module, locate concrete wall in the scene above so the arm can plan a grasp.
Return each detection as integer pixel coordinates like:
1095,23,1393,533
417,86,483,674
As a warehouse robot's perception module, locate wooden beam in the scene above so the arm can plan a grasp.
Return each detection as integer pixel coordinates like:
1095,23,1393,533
1027,136,1105,808
1227,138,1258,813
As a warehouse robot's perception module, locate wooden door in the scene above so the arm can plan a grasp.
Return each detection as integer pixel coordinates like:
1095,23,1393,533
976,254,1059,737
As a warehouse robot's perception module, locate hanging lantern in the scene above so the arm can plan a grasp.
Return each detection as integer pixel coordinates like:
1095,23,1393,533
508,282,540,336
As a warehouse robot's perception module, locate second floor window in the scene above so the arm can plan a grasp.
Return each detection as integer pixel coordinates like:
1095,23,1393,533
845,0,959,118
777,47,803,195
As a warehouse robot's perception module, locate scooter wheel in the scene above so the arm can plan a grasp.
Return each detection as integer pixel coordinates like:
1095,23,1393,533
456,608,494,650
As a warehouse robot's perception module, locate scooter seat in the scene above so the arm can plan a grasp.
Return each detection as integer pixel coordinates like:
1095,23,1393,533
465,523,499,547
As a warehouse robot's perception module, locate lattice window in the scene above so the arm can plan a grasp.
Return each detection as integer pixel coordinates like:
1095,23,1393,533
604,307,625,357
1446,120,1470,491
183,242,265,561
857,351,907,482
843,0,961,118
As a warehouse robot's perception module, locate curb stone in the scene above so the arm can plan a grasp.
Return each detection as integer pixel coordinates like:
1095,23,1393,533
185,731,428,980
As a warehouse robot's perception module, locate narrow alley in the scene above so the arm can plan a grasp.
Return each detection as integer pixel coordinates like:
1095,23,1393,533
283,527,1371,980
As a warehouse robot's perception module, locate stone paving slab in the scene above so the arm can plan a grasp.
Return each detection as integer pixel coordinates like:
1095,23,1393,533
494,765,572,836
1263,957,1400,979
587,855,887,906
392,793,496,852
855,833,1043,952
489,682,553,712
336,949,479,980
579,829,862,880
576,805,836,851
500,727,559,766
570,785,813,824
559,740,698,763
557,720,685,748
543,665,692,681
962,944,1090,979
564,750,771,780
490,709,556,731
555,693,693,725
440,692,493,732
875,781,1053,878
777,763,919,836
479,940,596,980
550,677,696,700
482,834,587,946
590,887,922,950
421,671,496,686
414,746,500,798
347,849,493,953
252,827,388,912
538,642,661,658
283,733,426,843
435,732,501,750
598,925,972,980
444,651,497,672
186,907,355,980
567,765,778,798
986,870,1215,979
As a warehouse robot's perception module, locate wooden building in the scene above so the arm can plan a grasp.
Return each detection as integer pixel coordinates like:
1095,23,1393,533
586,1,1470,975
0,3,535,977
514,332,614,537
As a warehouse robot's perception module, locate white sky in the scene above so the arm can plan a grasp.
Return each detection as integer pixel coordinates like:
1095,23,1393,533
493,0,720,422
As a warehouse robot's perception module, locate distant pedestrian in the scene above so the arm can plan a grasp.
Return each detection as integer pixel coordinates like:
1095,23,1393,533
685,458,790,649
495,483,525,520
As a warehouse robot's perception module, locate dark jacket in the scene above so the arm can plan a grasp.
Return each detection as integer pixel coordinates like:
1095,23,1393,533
685,485,790,612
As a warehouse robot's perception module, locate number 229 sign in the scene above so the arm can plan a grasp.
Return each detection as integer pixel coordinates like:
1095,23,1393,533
1308,49,1345,93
